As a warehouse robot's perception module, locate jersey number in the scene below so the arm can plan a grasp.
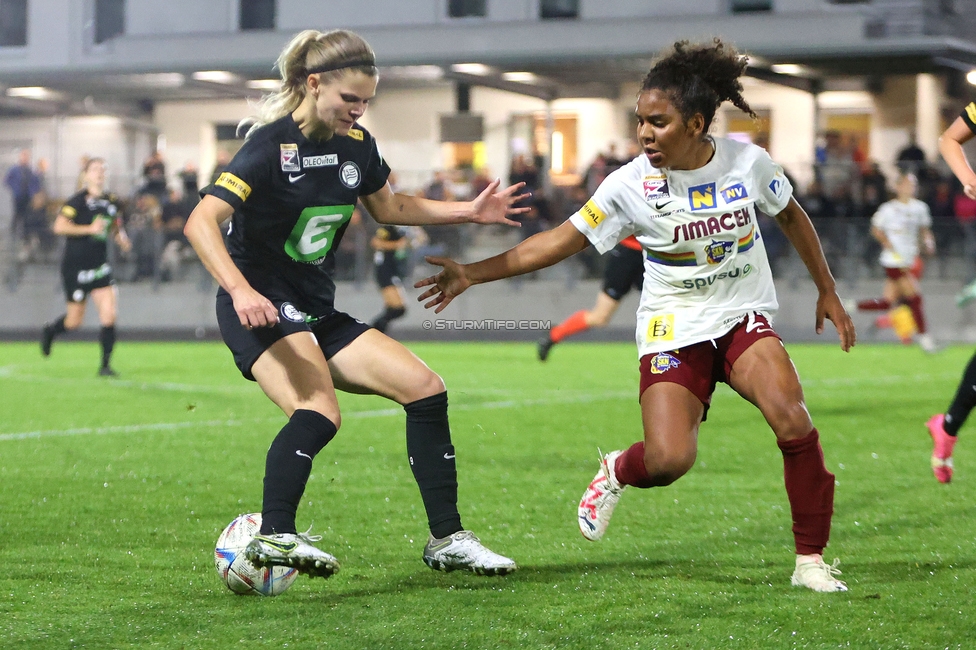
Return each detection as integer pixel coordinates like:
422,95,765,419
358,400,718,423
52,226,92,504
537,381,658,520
284,205,355,263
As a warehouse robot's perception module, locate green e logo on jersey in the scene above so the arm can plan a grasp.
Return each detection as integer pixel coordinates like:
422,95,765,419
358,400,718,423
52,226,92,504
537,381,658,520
284,205,355,263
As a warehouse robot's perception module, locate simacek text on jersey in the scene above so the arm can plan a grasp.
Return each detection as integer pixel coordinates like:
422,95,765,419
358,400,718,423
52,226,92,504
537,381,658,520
424,319,552,331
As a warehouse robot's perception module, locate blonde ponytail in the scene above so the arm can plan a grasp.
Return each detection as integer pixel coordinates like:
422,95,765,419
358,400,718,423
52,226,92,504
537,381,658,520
241,29,377,139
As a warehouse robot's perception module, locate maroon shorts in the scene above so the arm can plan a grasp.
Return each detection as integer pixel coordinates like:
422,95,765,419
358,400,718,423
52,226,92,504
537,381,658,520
638,312,782,414
884,267,908,280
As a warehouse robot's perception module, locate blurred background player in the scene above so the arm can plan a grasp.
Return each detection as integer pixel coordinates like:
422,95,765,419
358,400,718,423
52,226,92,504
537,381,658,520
537,235,643,361
41,158,131,376
849,173,936,352
369,221,409,334
417,39,854,593
924,100,976,483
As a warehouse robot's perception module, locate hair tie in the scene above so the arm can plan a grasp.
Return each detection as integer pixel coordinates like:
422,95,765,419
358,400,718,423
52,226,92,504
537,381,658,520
306,59,375,75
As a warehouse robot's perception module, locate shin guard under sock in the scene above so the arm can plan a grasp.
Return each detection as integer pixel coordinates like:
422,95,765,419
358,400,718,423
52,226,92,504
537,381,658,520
778,429,834,555
404,391,462,539
260,409,338,535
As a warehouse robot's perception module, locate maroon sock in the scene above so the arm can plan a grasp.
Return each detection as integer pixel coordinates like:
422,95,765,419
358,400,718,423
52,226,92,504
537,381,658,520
777,429,834,555
613,442,656,488
905,295,927,333
856,298,891,311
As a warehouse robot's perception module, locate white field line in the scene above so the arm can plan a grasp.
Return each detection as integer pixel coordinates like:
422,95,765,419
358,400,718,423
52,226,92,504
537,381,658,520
0,391,633,442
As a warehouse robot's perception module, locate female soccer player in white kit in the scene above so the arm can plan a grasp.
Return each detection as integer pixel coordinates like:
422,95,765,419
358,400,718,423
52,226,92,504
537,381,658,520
416,40,856,592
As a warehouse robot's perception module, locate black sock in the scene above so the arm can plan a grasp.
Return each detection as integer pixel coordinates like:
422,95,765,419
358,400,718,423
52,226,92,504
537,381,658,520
99,326,116,369
260,409,338,535
944,351,976,436
404,391,462,539
371,306,406,333
47,315,67,337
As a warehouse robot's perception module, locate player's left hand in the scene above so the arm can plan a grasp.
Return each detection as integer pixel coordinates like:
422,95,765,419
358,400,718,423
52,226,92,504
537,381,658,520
414,256,470,313
468,179,531,226
817,290,856,352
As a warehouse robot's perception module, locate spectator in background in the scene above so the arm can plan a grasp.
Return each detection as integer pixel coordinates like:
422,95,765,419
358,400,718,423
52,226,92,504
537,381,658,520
584,152,608,196
76,154,92,190
140,151,168,204
126,192,162,280
509,154,540,193
35,157,49,194
5,148,40,240
897,132,927,176
210,150,231,187
159,188,191,282
816,130,860,206
470,167,493,199
424,170,454,202
179,162,199,206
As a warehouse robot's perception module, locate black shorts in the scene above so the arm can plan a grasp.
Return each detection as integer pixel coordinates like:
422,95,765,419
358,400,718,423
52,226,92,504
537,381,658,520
62,263,114,303
216,291,371,381
374,256,405,289
602,245,644,301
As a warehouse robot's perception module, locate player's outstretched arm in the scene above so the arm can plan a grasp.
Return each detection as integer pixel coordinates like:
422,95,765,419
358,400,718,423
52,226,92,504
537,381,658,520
361,179,531,227
415,220,590,313
939,117,976,200
184,195,278,329
774,198,856,351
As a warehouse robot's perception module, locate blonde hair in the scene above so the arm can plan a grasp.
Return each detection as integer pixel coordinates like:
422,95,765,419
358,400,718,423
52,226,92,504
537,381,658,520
241,29,377,139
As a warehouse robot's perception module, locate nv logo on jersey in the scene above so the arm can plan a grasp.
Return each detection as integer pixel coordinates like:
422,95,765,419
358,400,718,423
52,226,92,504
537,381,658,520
720,183,748,204
688,183,716,211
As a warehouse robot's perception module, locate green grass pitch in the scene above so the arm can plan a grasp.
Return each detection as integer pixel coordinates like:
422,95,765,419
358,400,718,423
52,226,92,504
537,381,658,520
1,340,974,648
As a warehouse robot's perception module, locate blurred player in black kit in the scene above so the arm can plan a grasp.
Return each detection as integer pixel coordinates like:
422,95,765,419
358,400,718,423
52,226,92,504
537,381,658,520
41,158,131,376
184,29,529,579
369,223,409,333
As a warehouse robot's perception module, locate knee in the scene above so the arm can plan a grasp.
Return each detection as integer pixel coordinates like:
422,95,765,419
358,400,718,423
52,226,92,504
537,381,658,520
643,447,696,486
768,401,813,441
412,370,446,401
291,402,341,430
63,316,82,330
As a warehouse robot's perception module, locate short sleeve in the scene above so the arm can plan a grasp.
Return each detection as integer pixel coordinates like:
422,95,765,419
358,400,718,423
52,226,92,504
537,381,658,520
375,226,391,240
59,194,81,220
567,170,636,254
753,150,793,216
202,137,271,210
962,103,976,135
870,203,890,230
358,135,392,197
919,201,932,228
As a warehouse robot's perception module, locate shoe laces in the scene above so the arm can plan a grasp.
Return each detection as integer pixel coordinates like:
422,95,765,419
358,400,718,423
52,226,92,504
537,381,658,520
803,556,843,581
297,525,322,544
596,448,622,494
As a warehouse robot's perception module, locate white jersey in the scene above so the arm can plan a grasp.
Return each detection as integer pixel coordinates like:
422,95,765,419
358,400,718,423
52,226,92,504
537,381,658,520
569,137,793,358
870,198,931,268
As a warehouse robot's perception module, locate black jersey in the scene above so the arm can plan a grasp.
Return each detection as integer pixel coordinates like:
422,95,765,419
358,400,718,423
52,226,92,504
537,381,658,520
203,116,391,315
59,190,122,271
373,225,408,265
962,102,976,135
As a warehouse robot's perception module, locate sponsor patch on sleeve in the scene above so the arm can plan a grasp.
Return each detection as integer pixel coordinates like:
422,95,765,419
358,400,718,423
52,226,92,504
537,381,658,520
215,172,252,201
347,128,364,141
965,103,976,129
579,199,607,228
60,204,77,220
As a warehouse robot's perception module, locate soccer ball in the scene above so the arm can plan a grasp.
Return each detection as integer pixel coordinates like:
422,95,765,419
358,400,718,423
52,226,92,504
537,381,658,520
214,513,298,596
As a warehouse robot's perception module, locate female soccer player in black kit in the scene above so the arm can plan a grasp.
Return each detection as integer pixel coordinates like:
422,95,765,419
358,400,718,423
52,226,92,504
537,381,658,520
42,158,131,376
184,29,529,578
369,224,409,333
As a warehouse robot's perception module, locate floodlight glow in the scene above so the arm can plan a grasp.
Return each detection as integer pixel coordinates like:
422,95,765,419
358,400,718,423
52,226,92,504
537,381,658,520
192,71,239,84
502,72,538,83
383,65,444,80
451,63,492,76
551,132,564,174
6,86,59,100
246,79,281,90
967,70,976,86
771,64,804,75
105,73,185,88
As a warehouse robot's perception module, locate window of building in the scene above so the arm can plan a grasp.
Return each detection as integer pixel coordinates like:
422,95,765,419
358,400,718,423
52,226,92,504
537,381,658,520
540,0,579,19
448,0,486,18
730,0,772,12
94,0,125,44
240,0,275,31
0,0,28,47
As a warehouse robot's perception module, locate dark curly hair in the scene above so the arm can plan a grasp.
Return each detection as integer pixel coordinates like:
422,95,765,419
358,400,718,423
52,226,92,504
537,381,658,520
642,39,756,133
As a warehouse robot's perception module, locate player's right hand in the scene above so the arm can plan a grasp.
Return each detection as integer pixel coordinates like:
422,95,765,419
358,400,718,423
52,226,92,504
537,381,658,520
414,256,470,313
231,286,279,329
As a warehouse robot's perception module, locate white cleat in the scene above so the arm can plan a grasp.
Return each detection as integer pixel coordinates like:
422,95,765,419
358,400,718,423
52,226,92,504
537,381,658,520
422,530,517,576
245,529,340,579
578,449,626,541
791,554,848,593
